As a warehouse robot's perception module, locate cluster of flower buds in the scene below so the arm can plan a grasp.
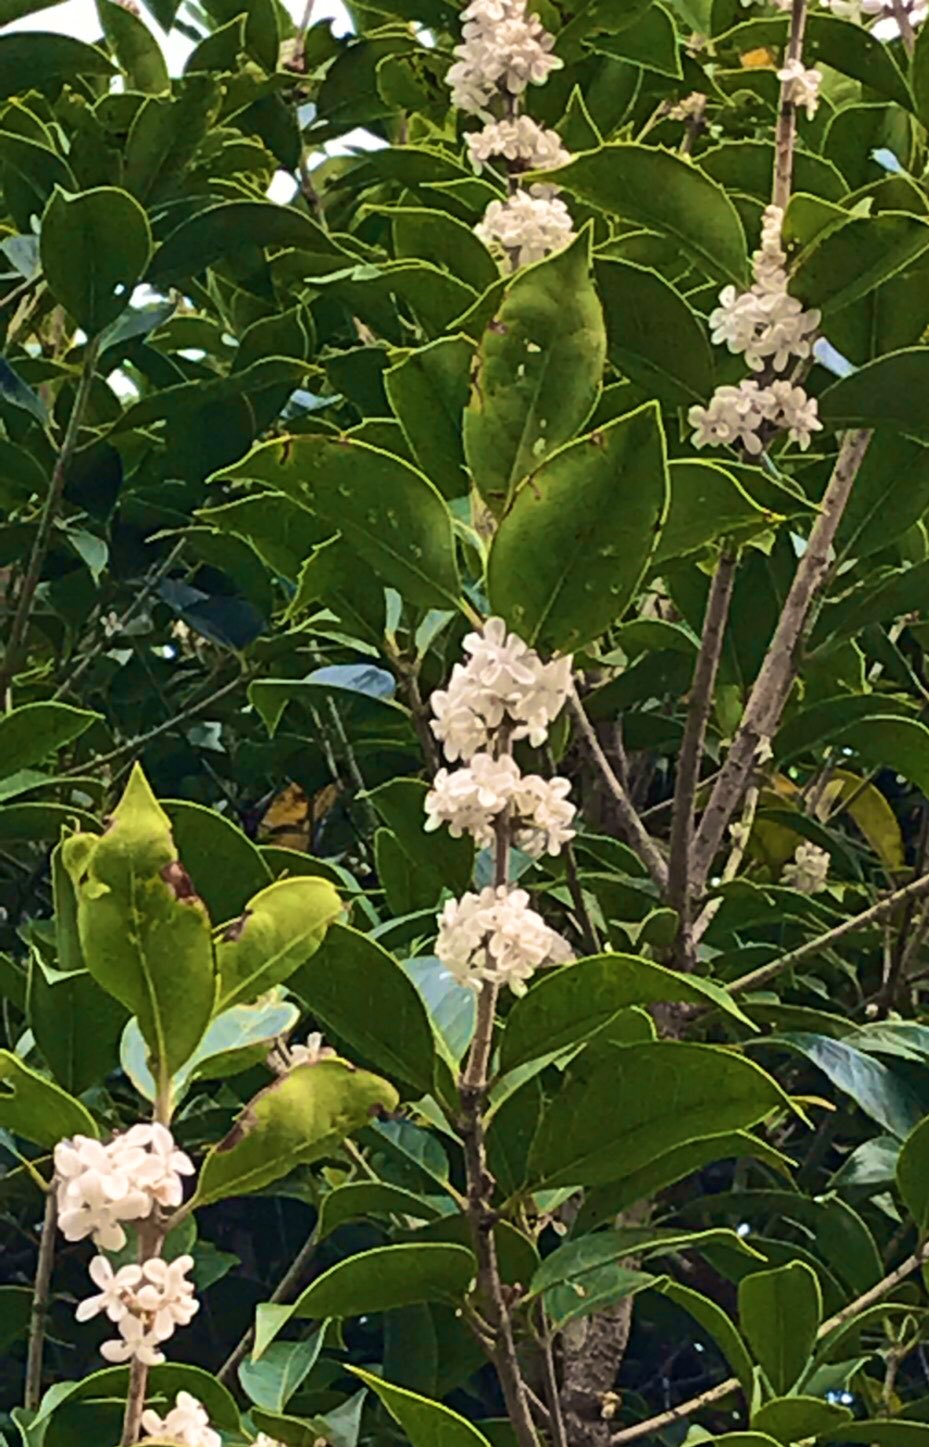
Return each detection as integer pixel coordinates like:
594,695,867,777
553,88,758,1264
782,840,830,894
268,1031,336,1076
690,204,822,456
141,1392,220,1447
820,0,926,26
446,0,575,268
54,1124,194,1251
78,1253,198,1366
427,618,574,994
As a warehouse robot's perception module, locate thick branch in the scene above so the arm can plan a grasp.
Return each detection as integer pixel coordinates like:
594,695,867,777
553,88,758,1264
690,428,872,892
610,1244,929,1445
0,337,101,708
773,0,809,209
668,547,738,962
569,690,669,893
24,1189,57,1412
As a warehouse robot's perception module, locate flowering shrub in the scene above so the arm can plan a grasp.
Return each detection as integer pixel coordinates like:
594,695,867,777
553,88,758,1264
5,0,929,1446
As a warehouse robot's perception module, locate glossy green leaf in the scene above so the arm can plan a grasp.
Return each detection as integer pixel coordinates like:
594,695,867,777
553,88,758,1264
752,1395,852,1443
316,1181,444,1240
550,144,748,284
0,702,99,780
486,404,668,652
718,12,911,109
215,876,341,1013
833,433,929,563
292,1243,475,1319
595,259,714,405
368,777,473,903
588,3,682,78
824,1425,929,1446
161,800,272,927
291,924,438,1098
40,186,152,334
739,1261,822,1395
0,32,112,96
819,348,929,436
239,1334,324,1412
830,715,929,799
529,1226,759,1299
61,764,216,1086
463,229,606,513
896,1116,929,1237
792,213,929,316
500,954,752,1073
192,1058,399,1206
658,1280,755,1400
98,0,169,91
121,997,300,1103
655,459,777,566
0,1047,98,1145
348,1368,491,1447
0,1286,32,1351
527,1042,792,1189
149,200,344,283
28,955,127,1095
384,335,472,497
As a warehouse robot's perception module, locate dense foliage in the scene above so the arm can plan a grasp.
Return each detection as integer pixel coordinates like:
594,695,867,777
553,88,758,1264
5,0,929,1445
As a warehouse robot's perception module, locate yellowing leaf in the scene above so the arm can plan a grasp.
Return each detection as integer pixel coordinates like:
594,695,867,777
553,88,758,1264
818,769,904,872
740,46,777,68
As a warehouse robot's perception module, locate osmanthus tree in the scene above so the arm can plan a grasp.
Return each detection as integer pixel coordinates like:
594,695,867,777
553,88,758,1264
8,0,929,1443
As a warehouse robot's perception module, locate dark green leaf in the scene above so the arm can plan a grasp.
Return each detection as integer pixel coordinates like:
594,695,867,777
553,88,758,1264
385,335,472,497
595,259,714,405
0,703,99,781
739,1261,822,1395
819,348,929,436
0,1048,98,1145
348,1368,491,1447
292,1243,475,1319
41,186,152,334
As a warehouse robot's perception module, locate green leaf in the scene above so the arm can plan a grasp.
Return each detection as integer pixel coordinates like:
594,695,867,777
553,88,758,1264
192,1058,399,1207
657,1280,755,1400
751,1395,852,1443
595,259,714,405
163,800,272,925
0,32,112,96
654,460,777,566
0,703,99,781
385,336,472,497
486,405,668,652
550,144,748,285
824,1426,929,1447
833,433,929,564
0,1048,98,1146
291,924,438,1099
500,954,752,1073
217,435,460,609
215,876,341,1013
896,1116,929,1236
61,764,216,1087
368,778,473,902
529,1226,759,1299
527,1042,792,1189
40,186,151,335
791,213,929,317
830,715,929,798
587,3,682,78
149,200,344,283
28,956,127,1096
916,17,929,129
391,207,497,294
239,1334,324,1412
820,347,929,435
121,997,300,1103
292,1243,475,1319
348,1368,491,1447
738,1261,822,1395
316,1181,444,1240
463,229,606,514
718,12,911,109
0,1286,32,1351
98,0,169,91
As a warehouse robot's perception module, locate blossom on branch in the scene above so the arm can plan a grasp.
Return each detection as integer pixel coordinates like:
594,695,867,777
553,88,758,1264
476,192,575,267
447,0,562,116
140,1392,220,1447
78,1252,199,1364
54,1125,194,1251
425,752,576,856
782,840,830,894
436,884,572,994
777,56,822,118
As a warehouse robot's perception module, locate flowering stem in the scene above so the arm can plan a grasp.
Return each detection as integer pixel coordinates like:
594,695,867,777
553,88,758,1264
24,1188,57,1413
773,0,808,210
667,545,738,967
690,427,872,893
459,814,541,1447
569,689,669,892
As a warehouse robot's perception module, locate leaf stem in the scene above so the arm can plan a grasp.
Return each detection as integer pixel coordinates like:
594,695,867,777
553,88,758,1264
0,336,102,710
24,1187,57,1413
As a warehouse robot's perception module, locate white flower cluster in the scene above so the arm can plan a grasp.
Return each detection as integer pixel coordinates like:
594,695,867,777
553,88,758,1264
141,1392,220,1447
447,0,562,116
426,752,575,856
289,1031,336,1067
437,885,572,994
78,1252,198,1365
55,1125,194,1252
820,0,926,23
782,840,830,894
427,618,573,994
447,0,574,269
777,57,822,118
431,617,573,761
690,205,822,456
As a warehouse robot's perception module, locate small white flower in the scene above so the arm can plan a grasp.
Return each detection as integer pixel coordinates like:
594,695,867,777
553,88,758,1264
777,56,822,118
466,116,569,177
75,1256,142,1324
782,840,830,894
476,191,575,268
447,0,563,116
436,884,572,994
141,1392,221,1447
288,1032,337,1067
54,1125,193,1249
100,1312,165,1367
425,753,576,855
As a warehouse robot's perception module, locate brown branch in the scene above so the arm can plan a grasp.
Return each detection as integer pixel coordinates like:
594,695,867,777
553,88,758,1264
690,428,872,892
610,1244,929,1445
218,1231,318,1385
569,690,669,893
0,337,101,708
773,0,809,210
890,0,917,54
668,547,738,965
24,1188,57,1412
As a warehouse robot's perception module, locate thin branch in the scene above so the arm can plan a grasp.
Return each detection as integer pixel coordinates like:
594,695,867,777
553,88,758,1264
692,781,760,945
668,547,738,963
569,689,669,893
773,0,809,210
538,1317,570,1447
890,0,917,54
610,1244,929,1445
24,1188,57,1413
217,1231,318,1385
0,337,102,709
727,870,929,999
690,428,872,893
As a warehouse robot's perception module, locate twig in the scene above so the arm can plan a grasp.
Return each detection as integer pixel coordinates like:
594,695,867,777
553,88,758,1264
569,689,669,893
773,0,809,209
24,1188,57,1413
538,1319,569,1447
690,429,872,892
890,0,917,54
610,1244,929,1444
217,1231,319,1385
726,870,929,998
668,547,738,964
0,337,102,709
692,782,759,945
